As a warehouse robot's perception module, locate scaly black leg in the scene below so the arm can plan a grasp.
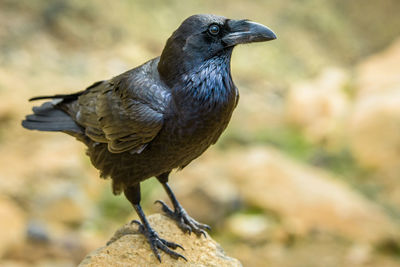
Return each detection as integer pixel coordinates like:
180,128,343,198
156,172,211,237
123,184,186,262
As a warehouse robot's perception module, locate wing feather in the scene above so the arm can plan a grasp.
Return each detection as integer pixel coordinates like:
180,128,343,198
71,59,167,153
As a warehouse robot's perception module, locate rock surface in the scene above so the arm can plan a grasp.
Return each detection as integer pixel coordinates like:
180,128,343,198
0,196,26,257
349,37,400,172
355,37,400,97
79,214,242,267
226,147,399,243
179,147,399,244
286,67,349,146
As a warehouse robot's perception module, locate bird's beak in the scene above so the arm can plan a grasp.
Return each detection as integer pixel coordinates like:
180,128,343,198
222,19,277,47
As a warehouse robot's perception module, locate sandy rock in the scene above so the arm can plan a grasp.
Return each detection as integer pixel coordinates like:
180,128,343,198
0,261,31,267
79,214,242,267
0,196,26,257
356,37,400,97
348,89,400,171
226,213,272,242
228,87,287,137
38,183,90,225
286,67,349,146
224,147,399,243
349,38,400,172
163,147,399,244
348,39,400,206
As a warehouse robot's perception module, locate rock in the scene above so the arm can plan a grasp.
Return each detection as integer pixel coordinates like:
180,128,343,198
345,243,372,266
224,147,399,243
355,37,400,97
348,38,400,206
0,196,26,257
161,147,399,244
286,67,349,147
348,89,400,171
228,86,287,139
79,214,242,267
37,182,90,225
226,213,272,242
0,260,31,267
349,37,400,172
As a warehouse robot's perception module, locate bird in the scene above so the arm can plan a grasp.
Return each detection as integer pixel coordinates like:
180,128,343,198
22,14,276,262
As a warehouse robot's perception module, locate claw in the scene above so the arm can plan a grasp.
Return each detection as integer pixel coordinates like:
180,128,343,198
175,243,185,251
198,229,207,238
160,238,185,250
129,219,144,232
157,243,187,261
196,222,211,230
155,200,174,214
130,219,143,228
154,199,211,238
149,241,162,262
129,220,187,262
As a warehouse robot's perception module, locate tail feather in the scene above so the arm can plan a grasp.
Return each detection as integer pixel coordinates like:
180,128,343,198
29,93,82,102
22,101,83,133
23,81,105,134
26,114,73,122
28,80,104,102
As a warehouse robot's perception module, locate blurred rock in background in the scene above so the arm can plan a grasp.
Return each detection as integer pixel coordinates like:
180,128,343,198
1,0,400,266
286,67,349,148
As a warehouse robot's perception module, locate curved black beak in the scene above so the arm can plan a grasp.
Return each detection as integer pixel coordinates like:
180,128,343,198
222,19,277,47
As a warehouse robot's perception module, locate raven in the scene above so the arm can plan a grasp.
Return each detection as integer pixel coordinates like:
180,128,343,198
22,14,276,261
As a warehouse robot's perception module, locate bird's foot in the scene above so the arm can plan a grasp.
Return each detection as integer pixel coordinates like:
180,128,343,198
130,220,187,262
155,200,211,237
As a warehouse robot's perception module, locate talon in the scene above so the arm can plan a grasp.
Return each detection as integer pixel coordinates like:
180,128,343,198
160,238,185,251
155,200,174,214
154,251,161,263
130,219,141,225
196,222,211,230
158,244,186,261
135,221,187,262
129,220,145,233
177,253,188,261
176,243,185,251
183,225,192,234
157,203,210,237
154,200,164,205
199,229,207,238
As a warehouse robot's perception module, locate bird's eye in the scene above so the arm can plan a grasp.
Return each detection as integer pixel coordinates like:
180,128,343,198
208,24,220,35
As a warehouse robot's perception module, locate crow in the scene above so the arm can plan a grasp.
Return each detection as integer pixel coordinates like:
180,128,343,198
22,14,276,261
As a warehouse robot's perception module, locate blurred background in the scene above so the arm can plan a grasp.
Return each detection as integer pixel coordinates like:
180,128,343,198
1,0,400,266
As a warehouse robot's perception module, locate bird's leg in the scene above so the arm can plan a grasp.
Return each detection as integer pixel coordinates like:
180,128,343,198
123,184,186,262
156,172,211,237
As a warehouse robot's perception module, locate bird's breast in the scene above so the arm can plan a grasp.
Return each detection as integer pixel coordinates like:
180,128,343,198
165,78,238,151
155,56,239,166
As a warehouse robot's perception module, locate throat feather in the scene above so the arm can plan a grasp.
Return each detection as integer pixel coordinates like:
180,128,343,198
175,56,235,110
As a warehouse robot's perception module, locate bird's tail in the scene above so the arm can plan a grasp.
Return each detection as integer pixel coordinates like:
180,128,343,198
22,81,104,133
22,100,82,133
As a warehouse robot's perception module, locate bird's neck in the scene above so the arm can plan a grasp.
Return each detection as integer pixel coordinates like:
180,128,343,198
170,53,237,114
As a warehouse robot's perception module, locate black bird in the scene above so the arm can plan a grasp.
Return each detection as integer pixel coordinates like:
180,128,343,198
22,14,276,261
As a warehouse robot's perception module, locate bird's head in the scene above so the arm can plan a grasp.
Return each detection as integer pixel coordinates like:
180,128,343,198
158,14,276,86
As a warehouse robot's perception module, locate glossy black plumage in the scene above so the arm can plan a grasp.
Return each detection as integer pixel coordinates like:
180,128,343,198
22,14,276,261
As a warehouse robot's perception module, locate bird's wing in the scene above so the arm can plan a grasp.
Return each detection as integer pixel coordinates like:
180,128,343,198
70,61,168,154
